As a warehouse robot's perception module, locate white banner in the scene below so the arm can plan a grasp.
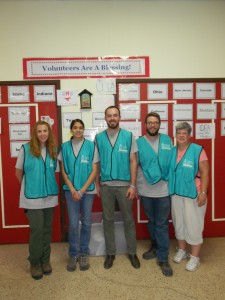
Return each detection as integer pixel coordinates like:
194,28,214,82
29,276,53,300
23,56,149,79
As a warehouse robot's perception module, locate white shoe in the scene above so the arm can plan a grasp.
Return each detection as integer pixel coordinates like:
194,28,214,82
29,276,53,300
185,254,200,271
173,248,187,263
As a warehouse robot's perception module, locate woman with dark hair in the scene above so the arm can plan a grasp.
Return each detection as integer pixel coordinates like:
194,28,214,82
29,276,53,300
58,119,98,272
15,120,58,280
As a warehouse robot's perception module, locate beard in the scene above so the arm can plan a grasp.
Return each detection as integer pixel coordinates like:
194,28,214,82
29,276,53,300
107,121,119,129
146,128,159,136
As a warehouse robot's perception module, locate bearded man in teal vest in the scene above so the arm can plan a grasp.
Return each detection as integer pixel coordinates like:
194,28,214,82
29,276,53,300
136,112,173,277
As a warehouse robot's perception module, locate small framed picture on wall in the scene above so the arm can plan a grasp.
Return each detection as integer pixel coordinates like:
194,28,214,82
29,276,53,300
79,89,92,109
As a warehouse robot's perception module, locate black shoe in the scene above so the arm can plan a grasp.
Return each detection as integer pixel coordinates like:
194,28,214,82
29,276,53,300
142,247,157,260
104,255,115,269
128,254,140,269
158,261,173,277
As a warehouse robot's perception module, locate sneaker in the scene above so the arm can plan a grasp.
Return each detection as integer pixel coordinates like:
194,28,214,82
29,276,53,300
185,254,200,271
79,254,90,271
67,256,79,272
173,248,187,263
158,261,173,277
30,263,43,280
41,262,52,275
142,246,157,260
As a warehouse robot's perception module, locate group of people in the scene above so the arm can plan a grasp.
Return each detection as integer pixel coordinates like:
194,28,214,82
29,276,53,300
15,105,209,280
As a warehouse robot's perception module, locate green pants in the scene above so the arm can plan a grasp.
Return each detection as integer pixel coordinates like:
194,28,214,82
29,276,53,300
26,208,54,265
100,185,137,255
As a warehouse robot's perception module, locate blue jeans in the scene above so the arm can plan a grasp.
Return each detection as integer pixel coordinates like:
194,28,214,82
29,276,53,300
140,195,171,262
65,191,94,257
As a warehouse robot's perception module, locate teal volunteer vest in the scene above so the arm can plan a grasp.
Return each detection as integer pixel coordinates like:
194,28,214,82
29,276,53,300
137,134,172,184
96,129,132,182
61,139,95,191
23,143,58,199
168,143,202,199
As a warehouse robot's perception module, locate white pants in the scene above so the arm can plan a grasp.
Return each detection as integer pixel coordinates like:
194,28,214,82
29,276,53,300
171,195,207,245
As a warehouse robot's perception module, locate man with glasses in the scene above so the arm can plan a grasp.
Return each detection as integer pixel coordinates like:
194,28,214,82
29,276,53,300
136,112,173,276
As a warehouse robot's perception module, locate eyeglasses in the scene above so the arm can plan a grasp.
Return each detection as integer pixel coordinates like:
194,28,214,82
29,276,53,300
146,121,160,126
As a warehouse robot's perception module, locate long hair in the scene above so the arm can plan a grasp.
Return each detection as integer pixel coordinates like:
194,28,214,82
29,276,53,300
30,121,57,159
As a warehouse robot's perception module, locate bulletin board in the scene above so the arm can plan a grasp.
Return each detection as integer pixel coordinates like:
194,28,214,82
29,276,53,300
0,80,62,244
116,78,225,239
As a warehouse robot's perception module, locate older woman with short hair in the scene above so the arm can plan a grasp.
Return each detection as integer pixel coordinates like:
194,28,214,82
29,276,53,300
169,122,209,272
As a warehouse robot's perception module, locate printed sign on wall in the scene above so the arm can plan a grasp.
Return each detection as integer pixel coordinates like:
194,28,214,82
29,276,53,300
23,56,150,79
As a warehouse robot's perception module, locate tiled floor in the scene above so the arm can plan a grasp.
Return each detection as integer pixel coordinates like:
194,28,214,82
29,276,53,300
0,238,225,300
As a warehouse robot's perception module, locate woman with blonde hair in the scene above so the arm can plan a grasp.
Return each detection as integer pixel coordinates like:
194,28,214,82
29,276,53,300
15,120,58,280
